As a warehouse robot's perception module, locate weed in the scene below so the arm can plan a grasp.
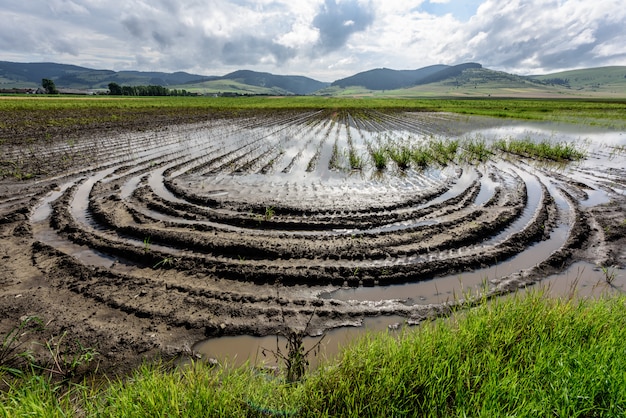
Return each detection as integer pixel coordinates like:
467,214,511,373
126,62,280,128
153,256,175,269
411,146,432,169
143,236,151,253
430,139,459,165
38,332,99,379
264,206,275,221
600,265,617,285
262,286,324,383
0,316,44,376
494,137,586,162
263,313,324,384
328,142,341,170
462,137,492,162
348,151,363,170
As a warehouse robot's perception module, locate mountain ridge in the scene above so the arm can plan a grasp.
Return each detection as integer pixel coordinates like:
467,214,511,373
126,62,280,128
1,60,625,96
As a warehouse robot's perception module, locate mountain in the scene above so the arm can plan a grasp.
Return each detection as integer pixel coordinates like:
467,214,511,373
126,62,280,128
0,61,213,89
319,65,626,97
414,63,483,85
330,63,482,90
219,70,328,95
1,60,624,97
0,61,327,95
331,65,448,90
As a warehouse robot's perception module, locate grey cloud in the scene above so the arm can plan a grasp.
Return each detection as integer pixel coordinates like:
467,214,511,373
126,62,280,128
222,36,296,65
122,13,189,51
122,16,145,39
313,0,374,53
0,16,80,57
535,21,626,70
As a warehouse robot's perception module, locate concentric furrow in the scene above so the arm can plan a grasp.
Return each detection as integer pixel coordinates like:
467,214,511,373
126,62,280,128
9,109,621,344
32,110,565,294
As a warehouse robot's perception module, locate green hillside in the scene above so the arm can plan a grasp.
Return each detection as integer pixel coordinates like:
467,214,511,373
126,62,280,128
0,61,327,95
318,68,570,98
169,79,292,95
320,67,626,98
531,66,626,94
1,60,625,97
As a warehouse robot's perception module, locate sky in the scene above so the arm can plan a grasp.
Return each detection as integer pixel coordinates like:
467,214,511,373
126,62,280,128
1,0,625,82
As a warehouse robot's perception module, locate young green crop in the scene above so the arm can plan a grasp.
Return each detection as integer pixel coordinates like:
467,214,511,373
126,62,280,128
369,147,388,170
494,138,586,162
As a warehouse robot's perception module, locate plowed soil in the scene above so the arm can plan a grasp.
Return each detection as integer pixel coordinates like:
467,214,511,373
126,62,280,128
1,108,625,376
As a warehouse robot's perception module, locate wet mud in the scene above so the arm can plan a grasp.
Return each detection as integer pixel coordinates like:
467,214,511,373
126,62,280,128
1,109,625,372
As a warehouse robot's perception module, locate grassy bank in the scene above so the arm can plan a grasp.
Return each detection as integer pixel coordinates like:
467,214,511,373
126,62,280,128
3,290,626,417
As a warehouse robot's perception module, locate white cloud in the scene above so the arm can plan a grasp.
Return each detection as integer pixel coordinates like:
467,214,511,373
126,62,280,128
0,0,624,80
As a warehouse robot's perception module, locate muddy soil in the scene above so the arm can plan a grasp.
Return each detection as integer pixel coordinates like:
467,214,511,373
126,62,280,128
1,109,625,376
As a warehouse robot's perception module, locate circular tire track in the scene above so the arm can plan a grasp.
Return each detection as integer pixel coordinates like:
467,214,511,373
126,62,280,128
2,109,624,367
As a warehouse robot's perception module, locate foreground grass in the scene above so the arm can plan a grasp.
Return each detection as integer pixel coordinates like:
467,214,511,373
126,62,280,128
3,290,626,417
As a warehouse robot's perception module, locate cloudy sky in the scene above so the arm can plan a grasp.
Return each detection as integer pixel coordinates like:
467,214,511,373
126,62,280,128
2,0,625,81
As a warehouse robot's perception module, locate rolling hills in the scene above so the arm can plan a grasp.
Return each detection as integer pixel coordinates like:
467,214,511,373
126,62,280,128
1,60,625,97
0,61,327,95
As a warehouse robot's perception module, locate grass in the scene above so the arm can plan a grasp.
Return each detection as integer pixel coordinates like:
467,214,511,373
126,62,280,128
429,138,459,166
494,137,586,162
461,137,493,163
369,147,388,170
388,145,413,170
3,291,626,416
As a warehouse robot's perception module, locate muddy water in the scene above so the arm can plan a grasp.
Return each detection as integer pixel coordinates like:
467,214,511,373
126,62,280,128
24,112,626,368
194,315,407,368
190,120,625,365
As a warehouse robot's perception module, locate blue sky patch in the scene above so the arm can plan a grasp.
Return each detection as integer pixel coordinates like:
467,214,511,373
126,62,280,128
420,0,483,21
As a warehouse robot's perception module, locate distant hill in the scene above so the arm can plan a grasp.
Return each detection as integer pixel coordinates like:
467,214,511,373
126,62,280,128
319,65,626,98
0,62,326,95
1,60,624,97
218,70,328,95
0,61,212,89
331,65,448,90
330,63,482,90
529,66,626,93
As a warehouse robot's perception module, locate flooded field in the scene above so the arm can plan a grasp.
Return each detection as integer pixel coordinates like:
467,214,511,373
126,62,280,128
1,109,625,368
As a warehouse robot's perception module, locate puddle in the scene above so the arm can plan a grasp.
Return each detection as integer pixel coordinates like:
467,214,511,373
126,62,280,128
193,315,407,368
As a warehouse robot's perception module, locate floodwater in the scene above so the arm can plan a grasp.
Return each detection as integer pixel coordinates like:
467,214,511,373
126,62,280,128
25,113,626,367
192,119,626,365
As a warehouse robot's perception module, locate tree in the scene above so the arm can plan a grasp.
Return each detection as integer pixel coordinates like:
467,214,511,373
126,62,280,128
41,78,58,94
108,82,122,95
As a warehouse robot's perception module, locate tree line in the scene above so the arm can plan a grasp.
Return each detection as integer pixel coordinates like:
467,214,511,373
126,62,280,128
107,82,195,96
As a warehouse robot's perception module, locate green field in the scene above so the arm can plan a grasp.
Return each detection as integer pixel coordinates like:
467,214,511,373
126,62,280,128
1,95,625,120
